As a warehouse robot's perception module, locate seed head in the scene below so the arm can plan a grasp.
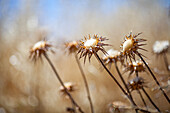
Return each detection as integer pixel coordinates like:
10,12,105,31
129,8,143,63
128,77,146,91
153,40,169,54
59,82,76,97
102,49,124,68
65,41,79,54
121,32,147,62
78,34,109,63
124,60,146,76
29,40,52,61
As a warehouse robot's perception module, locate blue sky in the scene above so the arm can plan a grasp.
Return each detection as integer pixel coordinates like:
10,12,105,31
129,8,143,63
0,0,170,40
1,0,169,22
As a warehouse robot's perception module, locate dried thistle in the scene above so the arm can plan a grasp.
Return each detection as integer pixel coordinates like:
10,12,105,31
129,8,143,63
120,32,147,62
102,49,136,110
78,34,109,63
65,40,95,113
102,49,124,68
65,41,79,54
30,40,84,113
128,76,161,112
29,40,53,61
78,35,140,112
128,77,146,92
153,40,169,55
120,32,170,103
123,60,146,77
59,82,77,97
153,40,170,71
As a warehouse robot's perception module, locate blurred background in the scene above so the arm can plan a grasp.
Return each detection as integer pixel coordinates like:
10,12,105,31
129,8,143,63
0,0,170,113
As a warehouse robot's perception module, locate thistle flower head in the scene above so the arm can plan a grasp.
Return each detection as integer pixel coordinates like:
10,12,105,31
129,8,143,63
65,40,79,54
121,32,147,62
29,40,52,61
124,60,146,76
102,49,124,67
128,77,146,91
153,40,169,54
59,82,76,92
78,34,109,63
59,82,77,98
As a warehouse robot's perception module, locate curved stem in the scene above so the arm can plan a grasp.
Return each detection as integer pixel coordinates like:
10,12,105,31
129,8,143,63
114,62,136,106
163,53,169,72
137,53,170,103
75,54,94,113
135,71,148,110
43,53,84,113
142,88,161,113
93,52,140,112
137,90,148,111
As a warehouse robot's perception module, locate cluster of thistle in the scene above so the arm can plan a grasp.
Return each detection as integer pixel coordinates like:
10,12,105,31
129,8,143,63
29,32,169,113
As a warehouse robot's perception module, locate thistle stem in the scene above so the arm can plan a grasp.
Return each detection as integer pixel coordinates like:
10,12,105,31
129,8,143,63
135,71,148,110
137,53,170,103
43,53,84,113
163,53,169,72
114,62,136,105
137,90,148,110
141,88,161,112
135,71,161,112
75,54,94,113
93,52,141,112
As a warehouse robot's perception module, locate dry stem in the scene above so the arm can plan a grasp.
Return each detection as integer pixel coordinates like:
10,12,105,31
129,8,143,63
135,71,148,110
93,51,151,113
75,54,94,113
114,61,136,108
137,52,170,103
135,71,161,112
43,53,84,113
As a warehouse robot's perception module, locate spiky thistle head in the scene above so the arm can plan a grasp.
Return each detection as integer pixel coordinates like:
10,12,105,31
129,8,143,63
120,32,147,62
59,82,77,97
124,60,146,76
29,40,53,61
65,40,79,54
128,77,146,91
153,40,169,55
78,34,109,63
102,49,124,68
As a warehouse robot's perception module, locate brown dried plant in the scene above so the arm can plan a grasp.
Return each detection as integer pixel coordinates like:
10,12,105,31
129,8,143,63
102,49,124,68
29,40,53,62
77,34,150,113
65,40,94,113
120,32,147,62
123,60,146,77
78,34,109,63
128,77,161,112
59,82,77,98
153,40,170,72
121,32,170,103
30,40,84,113
101,49,137,112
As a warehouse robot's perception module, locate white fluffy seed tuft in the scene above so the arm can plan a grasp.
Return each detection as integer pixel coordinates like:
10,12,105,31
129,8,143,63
32,41,46,50
103,49,119,59
84,38,97,48
153,40,169,54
